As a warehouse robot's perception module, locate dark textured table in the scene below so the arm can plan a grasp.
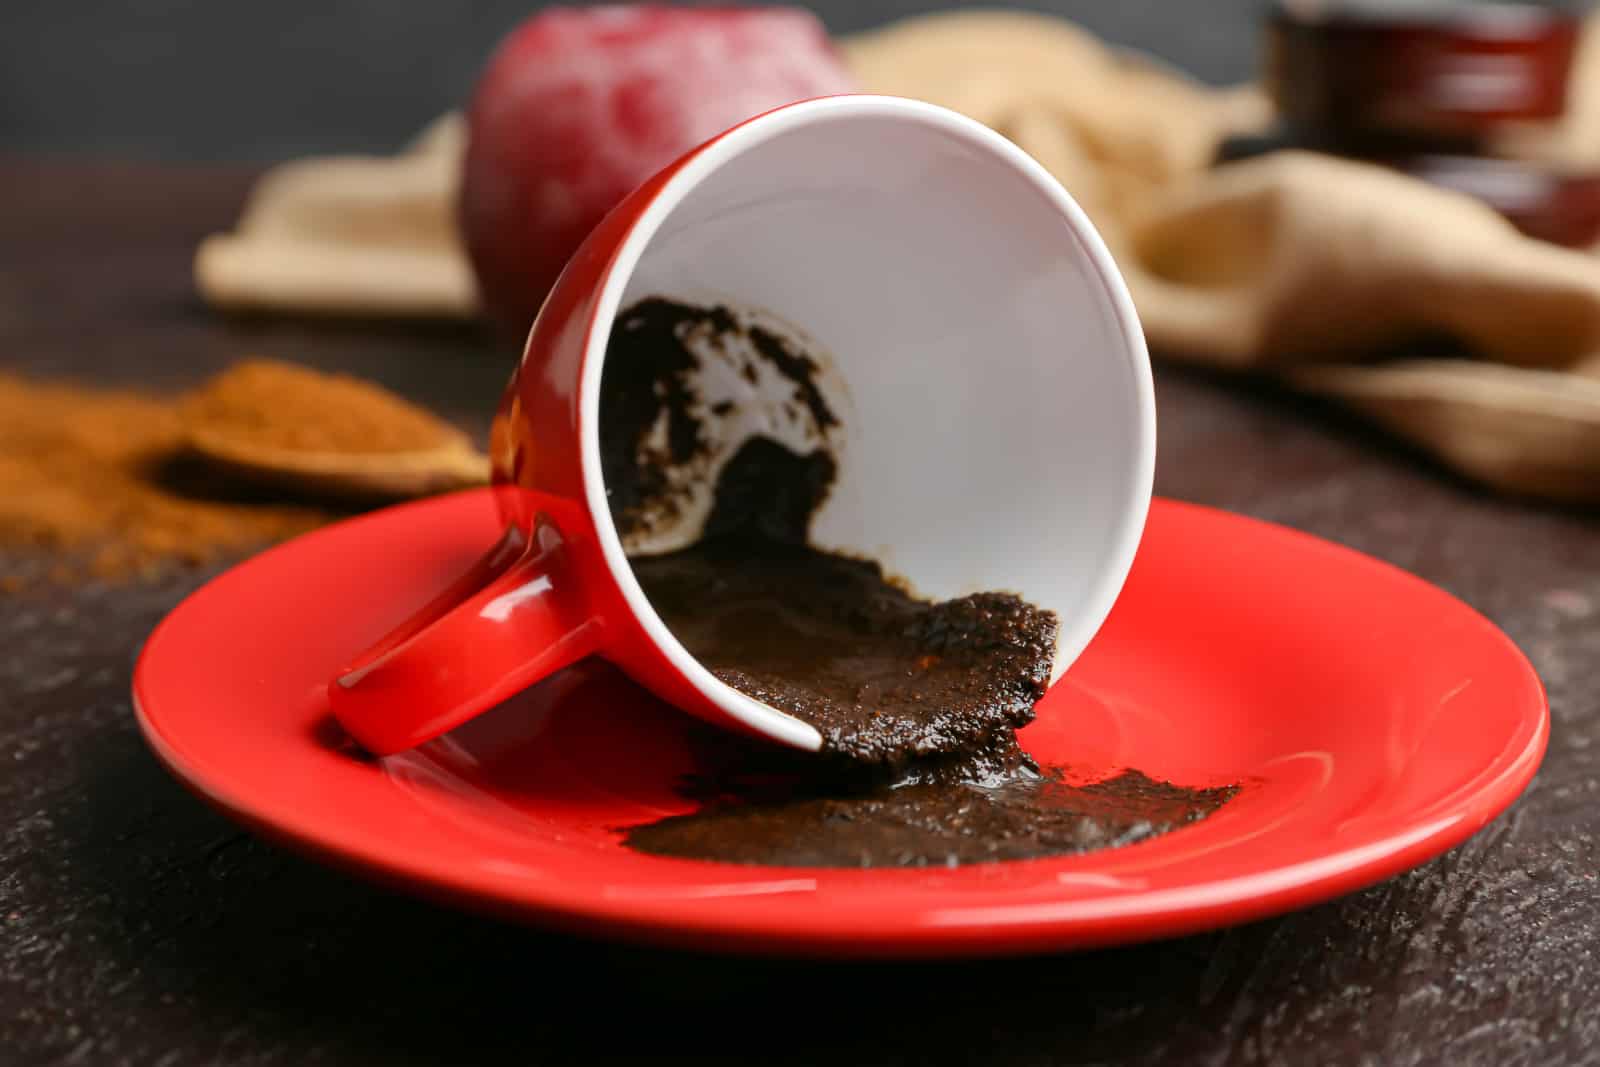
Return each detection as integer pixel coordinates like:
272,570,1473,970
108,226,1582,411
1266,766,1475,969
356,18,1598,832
2,161,1597,1066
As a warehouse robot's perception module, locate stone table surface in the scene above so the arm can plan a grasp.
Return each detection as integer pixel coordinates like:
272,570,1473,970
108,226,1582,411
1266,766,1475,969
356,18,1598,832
2,160,1597,1067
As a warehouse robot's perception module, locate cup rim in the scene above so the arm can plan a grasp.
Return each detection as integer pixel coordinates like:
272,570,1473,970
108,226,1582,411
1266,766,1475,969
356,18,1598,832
573,93,1155,752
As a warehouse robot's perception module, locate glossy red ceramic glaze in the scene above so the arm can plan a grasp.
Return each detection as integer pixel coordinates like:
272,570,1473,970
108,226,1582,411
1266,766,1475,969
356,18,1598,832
328,108,756,756
134,491,1548,958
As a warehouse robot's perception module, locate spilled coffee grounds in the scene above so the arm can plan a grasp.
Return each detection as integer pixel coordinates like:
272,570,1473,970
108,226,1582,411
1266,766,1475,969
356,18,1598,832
603,297,1235,867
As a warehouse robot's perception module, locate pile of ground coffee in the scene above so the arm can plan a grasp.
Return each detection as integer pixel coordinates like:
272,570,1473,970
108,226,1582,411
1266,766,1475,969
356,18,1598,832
181,360,455,455
0,360,451,584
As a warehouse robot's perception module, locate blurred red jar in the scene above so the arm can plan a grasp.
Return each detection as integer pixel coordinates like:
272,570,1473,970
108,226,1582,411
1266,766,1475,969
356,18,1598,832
1266,1,1582,146
1386,152,1600,245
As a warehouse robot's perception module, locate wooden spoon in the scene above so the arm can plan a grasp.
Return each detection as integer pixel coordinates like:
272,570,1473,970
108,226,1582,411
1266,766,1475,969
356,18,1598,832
186,422,490,501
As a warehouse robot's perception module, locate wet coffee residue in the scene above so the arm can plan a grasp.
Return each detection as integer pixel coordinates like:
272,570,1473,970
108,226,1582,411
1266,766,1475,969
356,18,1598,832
630,439,1057,767
604,296,1234,867
623,730,1237,868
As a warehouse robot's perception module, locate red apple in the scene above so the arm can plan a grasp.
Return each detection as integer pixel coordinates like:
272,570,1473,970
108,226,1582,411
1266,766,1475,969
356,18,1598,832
459,5,856,339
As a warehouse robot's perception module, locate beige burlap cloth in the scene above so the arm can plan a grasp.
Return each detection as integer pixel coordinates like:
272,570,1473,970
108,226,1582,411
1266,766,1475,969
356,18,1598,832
196,10,1600,503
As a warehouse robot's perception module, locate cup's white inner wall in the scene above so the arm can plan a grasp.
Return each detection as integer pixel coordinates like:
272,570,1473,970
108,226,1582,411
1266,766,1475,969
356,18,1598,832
614,110,1149,683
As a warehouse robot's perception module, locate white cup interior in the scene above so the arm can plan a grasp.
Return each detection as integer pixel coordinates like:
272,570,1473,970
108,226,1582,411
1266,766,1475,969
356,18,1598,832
582,96,1154,750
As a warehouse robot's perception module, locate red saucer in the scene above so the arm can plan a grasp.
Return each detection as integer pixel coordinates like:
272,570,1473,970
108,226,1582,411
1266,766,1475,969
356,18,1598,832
133,491,1547,958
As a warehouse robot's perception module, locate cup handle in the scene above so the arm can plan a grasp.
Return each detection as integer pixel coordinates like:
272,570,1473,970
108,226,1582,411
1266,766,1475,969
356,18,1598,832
327,513,603,755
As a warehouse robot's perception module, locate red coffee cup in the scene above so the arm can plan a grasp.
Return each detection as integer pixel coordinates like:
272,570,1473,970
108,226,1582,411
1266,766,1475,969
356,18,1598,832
328,95,1156,757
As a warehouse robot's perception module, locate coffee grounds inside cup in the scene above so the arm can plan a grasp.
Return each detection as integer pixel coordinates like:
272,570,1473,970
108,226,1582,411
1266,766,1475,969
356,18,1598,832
599,296,841,556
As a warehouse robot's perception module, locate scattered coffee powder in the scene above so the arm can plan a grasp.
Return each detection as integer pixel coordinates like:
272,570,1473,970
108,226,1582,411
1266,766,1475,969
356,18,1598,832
604,297,1236,867
0,360,452,584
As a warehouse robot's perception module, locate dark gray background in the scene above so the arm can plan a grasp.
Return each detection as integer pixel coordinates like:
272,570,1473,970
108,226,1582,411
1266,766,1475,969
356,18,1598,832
1,0,1270,161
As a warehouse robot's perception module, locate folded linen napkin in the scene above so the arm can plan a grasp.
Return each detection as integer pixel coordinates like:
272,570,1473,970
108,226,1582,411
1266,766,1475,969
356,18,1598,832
195,10,1600,503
